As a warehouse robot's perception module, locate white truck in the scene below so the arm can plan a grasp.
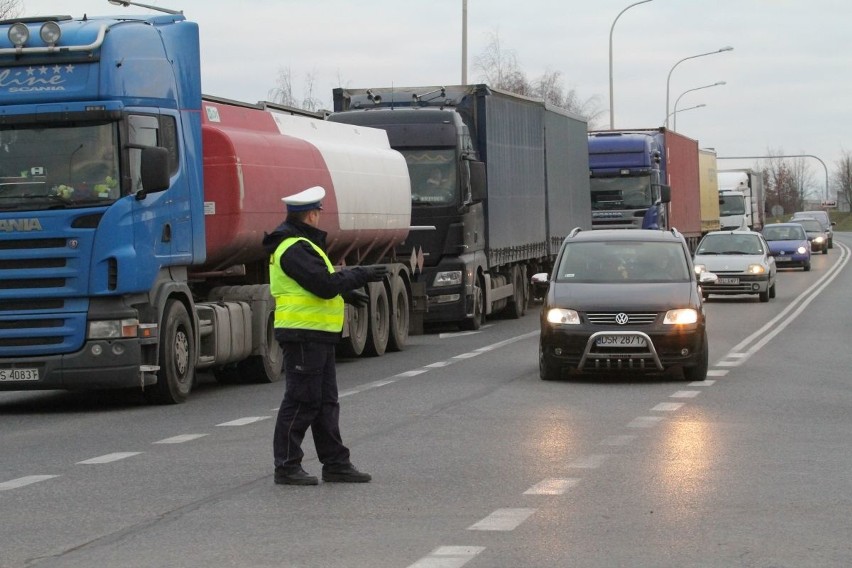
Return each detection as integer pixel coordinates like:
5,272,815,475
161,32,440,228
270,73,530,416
718,169,766,231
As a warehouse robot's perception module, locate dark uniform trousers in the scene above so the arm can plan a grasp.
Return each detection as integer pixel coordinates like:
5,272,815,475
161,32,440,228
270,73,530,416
273,341,350,468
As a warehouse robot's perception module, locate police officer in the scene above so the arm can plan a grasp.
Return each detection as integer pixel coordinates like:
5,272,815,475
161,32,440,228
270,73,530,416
262,186,388,486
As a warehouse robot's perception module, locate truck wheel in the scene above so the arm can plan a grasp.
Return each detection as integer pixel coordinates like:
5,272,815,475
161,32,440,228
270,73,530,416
363,281,390,357
337,300,369,357
387,274,409,352
459,278,484,331
505,266,526,319
238,310,283,383
146,299,195,404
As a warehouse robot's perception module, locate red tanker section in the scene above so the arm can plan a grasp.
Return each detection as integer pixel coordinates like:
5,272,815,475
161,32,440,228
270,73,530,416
198,97,411,273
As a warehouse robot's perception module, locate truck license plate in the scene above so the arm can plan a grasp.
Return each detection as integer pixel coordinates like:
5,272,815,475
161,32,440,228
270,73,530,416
0,368,40,382
595,335,647,347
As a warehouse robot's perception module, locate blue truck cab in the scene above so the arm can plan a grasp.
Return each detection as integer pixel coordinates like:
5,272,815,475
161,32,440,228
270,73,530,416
0,12,204,402
588,130,670,231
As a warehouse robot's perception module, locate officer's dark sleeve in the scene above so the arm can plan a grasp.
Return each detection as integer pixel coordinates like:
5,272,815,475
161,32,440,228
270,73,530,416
280,242,372,300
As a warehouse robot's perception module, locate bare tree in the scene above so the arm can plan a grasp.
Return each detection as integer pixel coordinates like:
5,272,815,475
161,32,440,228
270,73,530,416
267,67,325,112
0,0,22,19
761,149,813,214
473,30,604,127
832,149,852,211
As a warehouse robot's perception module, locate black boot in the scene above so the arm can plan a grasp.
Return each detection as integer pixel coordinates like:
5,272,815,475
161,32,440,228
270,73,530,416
275,466,318,486
322,463,371,483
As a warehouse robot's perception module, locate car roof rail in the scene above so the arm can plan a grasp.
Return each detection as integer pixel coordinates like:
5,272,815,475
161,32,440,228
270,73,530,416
670,227,682,239
568,227,583,238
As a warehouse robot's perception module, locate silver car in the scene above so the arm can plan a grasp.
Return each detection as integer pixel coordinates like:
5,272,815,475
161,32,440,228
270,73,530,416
693,230,777,303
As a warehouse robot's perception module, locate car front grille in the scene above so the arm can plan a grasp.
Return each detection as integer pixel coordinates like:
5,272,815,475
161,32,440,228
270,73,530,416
585,312,658,325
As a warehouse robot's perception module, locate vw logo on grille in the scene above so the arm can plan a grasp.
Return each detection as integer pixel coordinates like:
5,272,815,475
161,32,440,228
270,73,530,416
615,312,629,325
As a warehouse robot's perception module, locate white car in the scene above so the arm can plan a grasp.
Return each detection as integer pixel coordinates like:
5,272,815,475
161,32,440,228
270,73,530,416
693,230,777,302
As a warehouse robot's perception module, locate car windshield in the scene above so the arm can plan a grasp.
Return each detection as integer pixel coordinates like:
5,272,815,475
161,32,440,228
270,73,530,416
402,149,457,206
590,176,653,210
795,219,824,232
555,241,690,283
696,233,764,255
763,225,806,241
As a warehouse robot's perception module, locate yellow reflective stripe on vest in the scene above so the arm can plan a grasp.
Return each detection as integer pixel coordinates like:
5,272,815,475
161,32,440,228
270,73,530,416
270,237,344,332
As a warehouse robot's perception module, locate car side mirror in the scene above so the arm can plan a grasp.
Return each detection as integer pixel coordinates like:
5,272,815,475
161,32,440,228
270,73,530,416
698,272,718,285
531,272,550,299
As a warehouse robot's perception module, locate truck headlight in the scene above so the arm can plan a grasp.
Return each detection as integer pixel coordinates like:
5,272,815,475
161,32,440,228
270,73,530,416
546,308,580,325
433,270,462,287
664,308,698,325
89,319,139,339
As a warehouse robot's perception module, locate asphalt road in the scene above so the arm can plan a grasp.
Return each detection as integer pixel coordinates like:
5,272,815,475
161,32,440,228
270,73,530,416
1,234,851,568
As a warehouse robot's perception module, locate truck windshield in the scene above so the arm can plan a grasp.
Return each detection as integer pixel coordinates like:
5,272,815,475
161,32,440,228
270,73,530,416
0,122,120,210
719,194,745,215
590,176,651,210
401,149,457,206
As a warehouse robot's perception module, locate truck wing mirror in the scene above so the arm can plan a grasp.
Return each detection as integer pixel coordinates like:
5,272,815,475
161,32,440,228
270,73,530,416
659,184,671,204
138,146,170,198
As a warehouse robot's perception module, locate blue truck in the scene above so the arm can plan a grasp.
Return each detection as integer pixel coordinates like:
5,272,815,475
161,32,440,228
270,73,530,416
330,85,591,330
0,6,419,403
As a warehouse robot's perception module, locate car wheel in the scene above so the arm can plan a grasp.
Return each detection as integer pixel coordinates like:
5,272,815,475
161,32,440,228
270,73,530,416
759,289,769,303
803,262,811,272
823,245,828,255
682,334,709,382
539,345,560,381
769,281,776,299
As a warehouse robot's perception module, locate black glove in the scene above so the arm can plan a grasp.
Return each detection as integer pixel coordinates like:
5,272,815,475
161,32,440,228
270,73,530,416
365,265,389,282
344,289,369,308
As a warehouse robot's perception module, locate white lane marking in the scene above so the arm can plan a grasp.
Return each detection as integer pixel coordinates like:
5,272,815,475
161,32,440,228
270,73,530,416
627,416,665,428
468,508,536,531
671,390,700,398
600,434,637,446
425,361,451,368
0,475,59,491
474,331,539,353
453,352,482,359
689,380,716,386
153,434,208,444
716,360,740,367
216,416,270,427
524,478,580,495
707,370,728,377
407,546,486,568
77,452,141,465
397,369,429,377
653,402,684,412
569,454,610,469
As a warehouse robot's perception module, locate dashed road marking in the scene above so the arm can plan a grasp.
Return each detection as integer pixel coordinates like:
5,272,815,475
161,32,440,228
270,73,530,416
468,508,536,531
569,454,610,469
407,546,486,568
524,478,580,495
689,379,716,386
77,452,141,465
153,434,207,444
653,402,684,411
627,416,665,428
216,416,270,427
424,361,451,368
707,369,729,377
0,475,59,491
671,390,701,398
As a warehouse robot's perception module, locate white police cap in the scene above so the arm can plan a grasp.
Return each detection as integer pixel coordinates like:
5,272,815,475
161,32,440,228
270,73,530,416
281,186,325,212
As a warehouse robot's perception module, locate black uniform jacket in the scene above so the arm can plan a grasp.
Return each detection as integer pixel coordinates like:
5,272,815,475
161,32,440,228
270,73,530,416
262,219,371,344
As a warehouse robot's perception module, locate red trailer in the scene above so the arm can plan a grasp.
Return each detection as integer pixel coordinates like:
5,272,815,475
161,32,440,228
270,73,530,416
662,129,702,250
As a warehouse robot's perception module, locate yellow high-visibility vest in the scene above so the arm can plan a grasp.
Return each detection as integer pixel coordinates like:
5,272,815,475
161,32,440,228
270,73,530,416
270,237,344,332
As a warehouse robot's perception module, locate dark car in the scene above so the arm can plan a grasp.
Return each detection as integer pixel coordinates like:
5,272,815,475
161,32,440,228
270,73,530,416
762,223,811,271
793,217,829,254
536,228,713,382
791,211,834,249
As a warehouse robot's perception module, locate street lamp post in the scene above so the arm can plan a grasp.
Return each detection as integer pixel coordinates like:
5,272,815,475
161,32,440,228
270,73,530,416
718,154,830,201
461,0,468,85
672,81,725,131
609,0,654,129
665,46,733,129
665,103,707,126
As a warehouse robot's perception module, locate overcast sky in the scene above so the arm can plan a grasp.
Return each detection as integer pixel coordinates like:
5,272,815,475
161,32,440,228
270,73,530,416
19,0,852,198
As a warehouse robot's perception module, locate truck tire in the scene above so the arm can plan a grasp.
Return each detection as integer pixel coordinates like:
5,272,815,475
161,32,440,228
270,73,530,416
363,281,390,357
387,274,409,352
337,301,369,357
146,299,195,404
459,277,484,331
505,266,526,319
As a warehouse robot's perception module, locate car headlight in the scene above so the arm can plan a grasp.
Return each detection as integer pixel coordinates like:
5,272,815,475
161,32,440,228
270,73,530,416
797,246,808,254
813,236,825,244
747,264,766,274
694,264,707,275
546,308,580,325
433,270,462,287
664,308,698,325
